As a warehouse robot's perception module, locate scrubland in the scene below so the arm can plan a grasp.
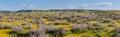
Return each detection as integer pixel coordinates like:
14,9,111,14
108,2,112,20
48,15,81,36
0,11,120,37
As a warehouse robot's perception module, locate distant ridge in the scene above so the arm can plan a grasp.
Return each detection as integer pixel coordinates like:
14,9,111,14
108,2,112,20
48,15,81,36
17,9,85,12
16,9,104,12
0,10,10,13
0,9,120,13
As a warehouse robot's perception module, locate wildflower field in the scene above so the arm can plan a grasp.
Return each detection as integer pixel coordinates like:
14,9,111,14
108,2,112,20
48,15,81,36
0,11,120,37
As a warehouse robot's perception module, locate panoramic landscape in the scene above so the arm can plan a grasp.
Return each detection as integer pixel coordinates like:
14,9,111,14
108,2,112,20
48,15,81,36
0,0,120,37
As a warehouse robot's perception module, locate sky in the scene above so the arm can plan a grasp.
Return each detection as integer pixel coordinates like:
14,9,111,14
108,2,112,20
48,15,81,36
0,0,120,11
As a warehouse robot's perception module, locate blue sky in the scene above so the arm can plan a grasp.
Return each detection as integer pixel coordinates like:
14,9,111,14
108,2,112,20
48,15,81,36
0,0,120,10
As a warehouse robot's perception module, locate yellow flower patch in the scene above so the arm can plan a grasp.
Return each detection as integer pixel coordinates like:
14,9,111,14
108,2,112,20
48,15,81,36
107,27,115,32
0,33,10,37
88,21,97,24
96,31,109,37
64,34,80,37
10,22,21,26
26,18,33,22
0,29,12,37
80,33,96,37
1,22,9,25
21,29,29,34
45,21,52,25
43,18,53,25
102,23,108,27
112,20,120,28
32,24,38,30
54,25,71,31
43,18,47,20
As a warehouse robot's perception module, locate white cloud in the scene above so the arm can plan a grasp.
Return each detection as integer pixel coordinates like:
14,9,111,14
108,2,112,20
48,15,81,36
66,2,113,9
43,8,49,10
21,4,38,10
29,4,38,8
99,2,112,6
81,2,113,8
0,6,10,10
67,4,79,9
68,4,76,9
